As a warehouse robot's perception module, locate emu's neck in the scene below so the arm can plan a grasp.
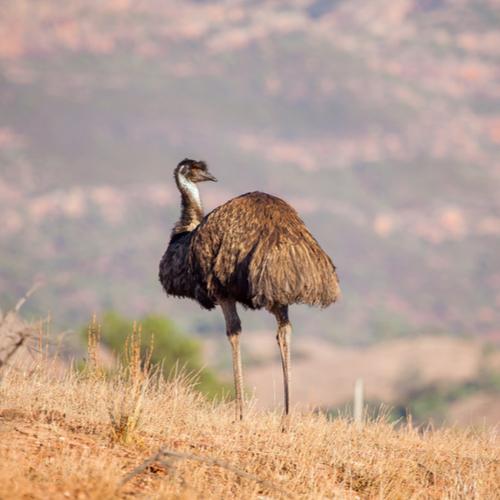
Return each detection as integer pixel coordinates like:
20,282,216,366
172,174,203,235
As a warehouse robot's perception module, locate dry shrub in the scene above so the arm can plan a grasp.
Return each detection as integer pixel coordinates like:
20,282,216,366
0,283,48,378
0,340,498,499
86,313,103,377
107,322,155,444
82,315,157,444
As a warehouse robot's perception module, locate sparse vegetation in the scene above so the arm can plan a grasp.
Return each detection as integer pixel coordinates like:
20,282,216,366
81,311,229,398
1,297,499,497
0,348,498,499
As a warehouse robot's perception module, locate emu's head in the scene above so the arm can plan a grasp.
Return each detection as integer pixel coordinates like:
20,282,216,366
175,158,217,184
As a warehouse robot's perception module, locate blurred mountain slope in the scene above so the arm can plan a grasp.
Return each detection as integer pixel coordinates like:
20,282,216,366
0,0,499,341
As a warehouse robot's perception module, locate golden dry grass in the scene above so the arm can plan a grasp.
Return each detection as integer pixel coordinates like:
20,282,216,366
0,355,498,500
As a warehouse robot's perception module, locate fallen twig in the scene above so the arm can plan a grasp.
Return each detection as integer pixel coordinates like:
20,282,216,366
120,448,175,485
120,446,289,495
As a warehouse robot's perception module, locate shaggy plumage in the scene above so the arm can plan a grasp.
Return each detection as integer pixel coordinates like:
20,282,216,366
189,191,340,310
159,158,340,420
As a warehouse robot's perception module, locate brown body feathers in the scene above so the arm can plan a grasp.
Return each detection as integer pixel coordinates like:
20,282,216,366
159,190,340,311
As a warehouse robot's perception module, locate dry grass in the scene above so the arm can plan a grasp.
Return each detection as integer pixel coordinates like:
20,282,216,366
0,348,498,500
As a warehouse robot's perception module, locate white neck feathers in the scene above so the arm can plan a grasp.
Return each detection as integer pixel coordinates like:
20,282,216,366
178,172,201,209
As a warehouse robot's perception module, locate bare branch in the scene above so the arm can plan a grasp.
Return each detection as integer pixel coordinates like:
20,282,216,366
0,331,28,370
0,282,44,374
13,281,43,315
120,446,289,495
120,448,169,485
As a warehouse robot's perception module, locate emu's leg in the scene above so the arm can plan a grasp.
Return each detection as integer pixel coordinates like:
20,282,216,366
220,299,244,421
272,305,292,417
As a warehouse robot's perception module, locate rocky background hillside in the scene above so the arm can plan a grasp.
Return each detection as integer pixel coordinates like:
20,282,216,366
0,0,499,344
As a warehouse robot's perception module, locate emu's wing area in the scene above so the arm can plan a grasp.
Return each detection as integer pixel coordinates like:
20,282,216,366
159,231,215,309
190,192,340,309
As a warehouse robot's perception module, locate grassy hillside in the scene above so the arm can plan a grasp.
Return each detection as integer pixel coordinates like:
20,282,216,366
0,0,499,341
1,356,498,499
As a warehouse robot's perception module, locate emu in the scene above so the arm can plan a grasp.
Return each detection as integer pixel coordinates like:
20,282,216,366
159,159,340,420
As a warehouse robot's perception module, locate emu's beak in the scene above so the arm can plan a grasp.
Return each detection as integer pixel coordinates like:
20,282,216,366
202,172,217,182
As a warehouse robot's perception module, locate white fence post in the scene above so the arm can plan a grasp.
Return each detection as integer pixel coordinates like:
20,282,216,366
354,377,364,428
